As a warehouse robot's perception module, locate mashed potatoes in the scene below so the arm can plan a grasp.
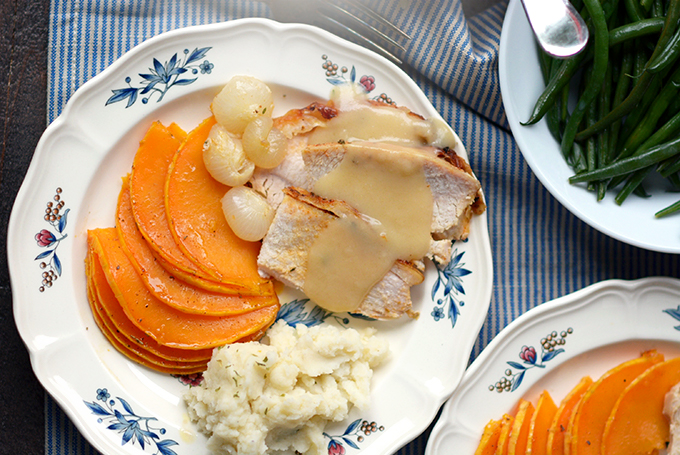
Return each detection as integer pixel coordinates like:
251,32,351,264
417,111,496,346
184,321,389,455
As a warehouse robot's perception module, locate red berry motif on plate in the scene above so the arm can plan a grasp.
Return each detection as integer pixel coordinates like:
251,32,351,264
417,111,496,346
35,187,69,292
490,328,573,393
322,54,395,105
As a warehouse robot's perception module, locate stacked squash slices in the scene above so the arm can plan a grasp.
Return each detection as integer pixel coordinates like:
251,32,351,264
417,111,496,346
85,117,280,375
474,350,680,455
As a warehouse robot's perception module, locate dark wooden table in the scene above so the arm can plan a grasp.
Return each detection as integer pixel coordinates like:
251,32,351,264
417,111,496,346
0,1,498,454
1,1,49,454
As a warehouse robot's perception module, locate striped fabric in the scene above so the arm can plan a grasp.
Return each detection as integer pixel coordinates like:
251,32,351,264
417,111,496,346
45,0,680,454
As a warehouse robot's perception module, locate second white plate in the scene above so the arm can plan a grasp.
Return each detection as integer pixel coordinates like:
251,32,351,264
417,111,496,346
425,277,680,454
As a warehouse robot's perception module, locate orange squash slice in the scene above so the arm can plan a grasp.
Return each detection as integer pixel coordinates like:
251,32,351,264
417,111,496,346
527,390,557,455
116,176,277,315
495,414,514,455
166,122,187,142
568,350,664,455
508,398,535,455
474,419,502,455
602,356,680,455
88,228,279,349
165,116,269,293
129,121,226,287
546,376,593,455
86,237,214,363
86,250,208,373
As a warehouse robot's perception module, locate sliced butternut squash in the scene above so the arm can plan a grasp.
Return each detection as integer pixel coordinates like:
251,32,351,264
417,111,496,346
165,116,269,293
167,122,187,142
546,376,593,455
475,419,502,455
527,390,557,455
88,228,279,349
86,250,208,374
495,414,514,455
86,235,214,363
602,356,680,455
508,398,535,455
569,350,664,455
116,176,277,315
129,121,221,283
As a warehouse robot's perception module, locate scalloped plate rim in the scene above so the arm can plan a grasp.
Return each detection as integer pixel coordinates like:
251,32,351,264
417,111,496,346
8,17,493,455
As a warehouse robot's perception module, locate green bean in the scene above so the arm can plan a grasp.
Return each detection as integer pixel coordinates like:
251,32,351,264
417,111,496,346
655,198,680,217
597,66,613,200
522,51,589,126
647,26,680,72
651,0,680,60
544,58,565,140
608,103,680,188
614,166,654,203
636,110,680,173
571,142,589,174
562,0,610,160
608,42,635,155
640,0,653,12
569,135,680,183
574,71,656,141
625,0,646,21
651,0,664,18
618,63,680,158
668,172,680,189
660,153,680,176
634,183,650,197
523,17,663,129
539,49,553,82
585,89,599,176
575,0,680,140
609,18,664,45
617,54,661,151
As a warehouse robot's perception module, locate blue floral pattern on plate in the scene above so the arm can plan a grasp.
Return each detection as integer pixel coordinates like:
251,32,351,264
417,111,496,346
106,47,212,108
664,306,680,329
276,298,374,327
34,187,69,292
84,388,179,455
431,247,471,328
490,328,573,393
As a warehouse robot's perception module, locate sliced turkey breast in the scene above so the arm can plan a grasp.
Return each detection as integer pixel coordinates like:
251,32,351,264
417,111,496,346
252,140,484,264
257,187,423,320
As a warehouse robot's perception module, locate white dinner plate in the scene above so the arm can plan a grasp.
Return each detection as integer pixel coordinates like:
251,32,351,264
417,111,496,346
499,0,680,254
8,18,492,455
425,276,680,454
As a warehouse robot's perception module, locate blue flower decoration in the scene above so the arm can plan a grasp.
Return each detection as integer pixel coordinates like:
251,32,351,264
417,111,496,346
664,305,680,330
276,299,332,327
106,47,212,108
84,389,179,455
96,388,110,402
199,60,214,74
431,248,471,328
431,306,445,321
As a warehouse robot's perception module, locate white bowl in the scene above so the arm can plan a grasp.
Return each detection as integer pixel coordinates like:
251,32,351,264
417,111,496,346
500,0,680,254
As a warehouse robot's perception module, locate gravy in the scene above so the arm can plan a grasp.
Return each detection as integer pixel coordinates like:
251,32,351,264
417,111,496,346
304,144,433,312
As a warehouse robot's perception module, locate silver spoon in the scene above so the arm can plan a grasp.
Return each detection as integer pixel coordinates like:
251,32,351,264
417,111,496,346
520,0,589,58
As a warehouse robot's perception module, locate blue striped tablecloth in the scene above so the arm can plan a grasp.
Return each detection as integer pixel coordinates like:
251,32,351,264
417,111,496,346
45,0,680,454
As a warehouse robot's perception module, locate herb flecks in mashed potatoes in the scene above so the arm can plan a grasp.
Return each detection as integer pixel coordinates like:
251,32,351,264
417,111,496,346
184,320,389,455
